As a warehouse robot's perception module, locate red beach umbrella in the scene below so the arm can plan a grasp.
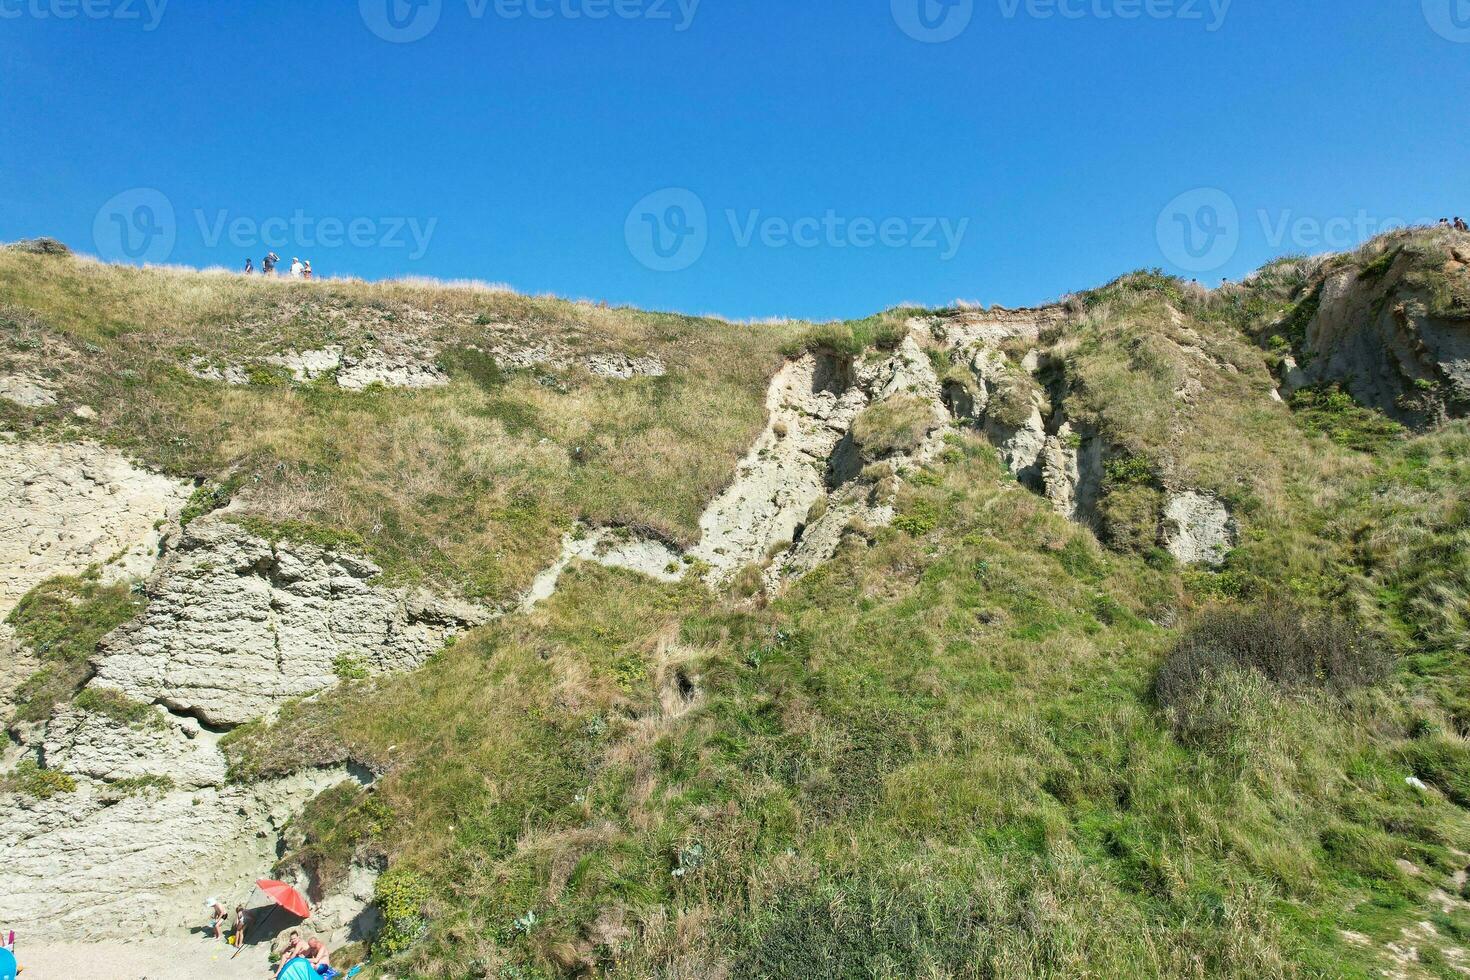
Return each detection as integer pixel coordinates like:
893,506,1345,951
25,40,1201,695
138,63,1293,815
256,879,311,919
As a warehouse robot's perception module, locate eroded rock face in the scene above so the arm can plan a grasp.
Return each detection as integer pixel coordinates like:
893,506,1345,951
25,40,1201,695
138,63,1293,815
336,351,450,391
1295,258,1470,426
0,436,193,617
91,517,486,726
688,352,870,581
522,529,682,612
1162,491,1237,566
0,759,352,942
42,706,227,789
0,374,58,407
1042,423,1104,524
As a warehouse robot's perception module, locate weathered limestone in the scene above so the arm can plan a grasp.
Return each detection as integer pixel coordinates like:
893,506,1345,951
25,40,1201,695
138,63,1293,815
1161,491,1237,566
0,374,58,407
688,351,870,581
1042,422,1104,523
522,528,683,612
91,517,486,726
1293,256,1470,426
42,706,227,789
336,351,450,391
0,435,193,617
0,761,354,942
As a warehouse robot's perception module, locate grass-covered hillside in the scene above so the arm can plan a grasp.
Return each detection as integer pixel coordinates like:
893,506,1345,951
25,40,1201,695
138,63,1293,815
6,230,1470,978
0,248,805,603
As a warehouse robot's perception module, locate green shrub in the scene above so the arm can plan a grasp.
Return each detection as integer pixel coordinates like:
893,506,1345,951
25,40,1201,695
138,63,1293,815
1289,385,1405,453
1097,484,1163,555
893,500,940,537
74,687,163,728
850,396,937,458
110,773,176,797
2,760,77,799
7,576,147,723
443,346,507,391
1402,737,1470,808
373,867,432,957
332,653,370,681
1156,604,1391,733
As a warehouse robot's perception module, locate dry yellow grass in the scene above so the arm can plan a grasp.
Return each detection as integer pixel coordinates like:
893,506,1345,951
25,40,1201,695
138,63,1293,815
0,249,810,600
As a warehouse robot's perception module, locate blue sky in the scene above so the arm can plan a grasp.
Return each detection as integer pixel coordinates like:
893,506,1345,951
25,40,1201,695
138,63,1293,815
3,0,1468,320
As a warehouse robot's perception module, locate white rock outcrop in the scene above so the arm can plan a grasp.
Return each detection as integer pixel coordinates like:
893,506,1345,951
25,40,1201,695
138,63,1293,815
336,351,450,391
91,517,486,726
688,351,869,581
522,528,683,612
0,759,353,943
0,374,58,407
1161,491,1237,566
42,706,227,789
0,436,193,617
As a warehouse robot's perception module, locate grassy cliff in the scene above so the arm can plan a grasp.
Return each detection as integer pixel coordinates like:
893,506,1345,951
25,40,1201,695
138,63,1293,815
6,234,1470,977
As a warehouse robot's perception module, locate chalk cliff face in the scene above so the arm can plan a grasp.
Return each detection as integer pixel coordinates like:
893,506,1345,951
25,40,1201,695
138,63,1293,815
0,438,473,942
13,232,1467,956
0,434,192,618
91,516,486,727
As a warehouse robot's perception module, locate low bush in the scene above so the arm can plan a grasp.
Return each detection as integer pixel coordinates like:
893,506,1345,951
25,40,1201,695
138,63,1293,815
1156,603,1392,731
1,760,77,799
74,687,164,728
373,867,432,957
1289,385,1405,453
850,395,937,458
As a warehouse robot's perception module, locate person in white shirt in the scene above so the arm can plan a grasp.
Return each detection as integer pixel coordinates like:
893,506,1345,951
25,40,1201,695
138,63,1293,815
289,257,304,278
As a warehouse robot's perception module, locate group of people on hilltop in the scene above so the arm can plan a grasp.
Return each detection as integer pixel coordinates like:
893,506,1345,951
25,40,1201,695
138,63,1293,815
1441,217,1469,232
243,252,313,279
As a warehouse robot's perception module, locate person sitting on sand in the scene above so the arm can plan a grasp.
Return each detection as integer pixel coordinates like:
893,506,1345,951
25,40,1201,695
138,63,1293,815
0,943,19,980
280,930,309,961
305,935,331,970
1457,217,1469,232
206,897,228,939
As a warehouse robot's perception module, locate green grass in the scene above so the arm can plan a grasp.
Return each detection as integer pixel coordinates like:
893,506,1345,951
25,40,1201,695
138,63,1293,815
1290,385,1407,453
218,425,1470,978
0,249,806,602
6,575,147,723
14,233,1470,977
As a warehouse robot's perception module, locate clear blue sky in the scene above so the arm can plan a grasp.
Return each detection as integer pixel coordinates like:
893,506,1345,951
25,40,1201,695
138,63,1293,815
3,0,1468,320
